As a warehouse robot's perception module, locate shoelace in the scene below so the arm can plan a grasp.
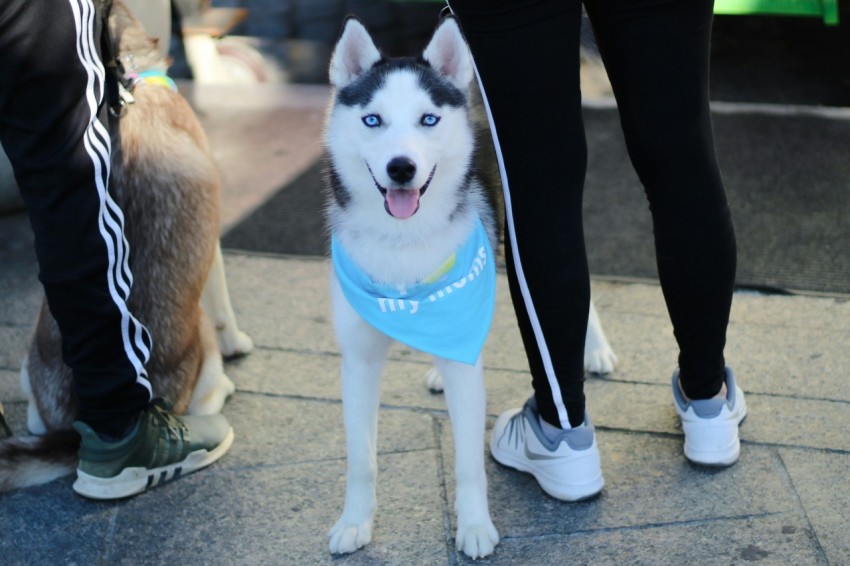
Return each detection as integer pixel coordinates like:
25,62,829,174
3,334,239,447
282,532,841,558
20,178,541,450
149,399,187,444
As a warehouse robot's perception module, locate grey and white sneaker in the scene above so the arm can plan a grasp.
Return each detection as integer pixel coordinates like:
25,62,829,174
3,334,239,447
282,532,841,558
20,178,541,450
672,367,747,467
489,397,604,501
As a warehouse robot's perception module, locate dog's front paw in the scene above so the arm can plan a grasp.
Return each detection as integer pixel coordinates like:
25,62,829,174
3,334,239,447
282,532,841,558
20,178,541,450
219,329,254,359
456,520,499,559
328,517,373,555
584,345,618,375
188,373,235,415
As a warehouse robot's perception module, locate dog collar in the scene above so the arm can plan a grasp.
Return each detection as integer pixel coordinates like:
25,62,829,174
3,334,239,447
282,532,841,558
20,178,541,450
126,70,178,92
332,218,496,365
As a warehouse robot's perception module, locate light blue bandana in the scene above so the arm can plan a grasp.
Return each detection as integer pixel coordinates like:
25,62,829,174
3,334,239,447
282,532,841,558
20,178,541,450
332,219,496,365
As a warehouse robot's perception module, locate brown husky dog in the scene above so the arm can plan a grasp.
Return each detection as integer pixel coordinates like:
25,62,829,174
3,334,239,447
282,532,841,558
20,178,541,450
0,1,253,492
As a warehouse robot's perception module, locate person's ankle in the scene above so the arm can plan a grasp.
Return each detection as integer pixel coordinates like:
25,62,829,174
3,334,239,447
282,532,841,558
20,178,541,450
90,416,140,444
678,379,727,402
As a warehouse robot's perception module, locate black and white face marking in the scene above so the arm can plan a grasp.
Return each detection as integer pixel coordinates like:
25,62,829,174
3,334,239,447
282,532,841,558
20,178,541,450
337,58,467,110
330,58,468,220
326,16,476,222
337,69,459,228
325,161,351,209
357,101,444,219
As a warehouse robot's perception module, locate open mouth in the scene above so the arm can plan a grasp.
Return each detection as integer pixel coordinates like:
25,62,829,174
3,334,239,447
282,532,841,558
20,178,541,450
366,163,437,219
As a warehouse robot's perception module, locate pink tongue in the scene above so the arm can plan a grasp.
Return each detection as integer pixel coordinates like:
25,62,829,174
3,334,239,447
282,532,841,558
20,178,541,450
385,189,420,219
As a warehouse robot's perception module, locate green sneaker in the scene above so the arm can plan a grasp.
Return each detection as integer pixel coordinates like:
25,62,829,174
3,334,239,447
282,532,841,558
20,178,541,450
72,399,234,500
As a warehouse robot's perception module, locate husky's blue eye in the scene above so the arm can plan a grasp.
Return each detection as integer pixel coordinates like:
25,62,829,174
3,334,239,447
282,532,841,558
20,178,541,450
420,114,440,127
362,114,382,128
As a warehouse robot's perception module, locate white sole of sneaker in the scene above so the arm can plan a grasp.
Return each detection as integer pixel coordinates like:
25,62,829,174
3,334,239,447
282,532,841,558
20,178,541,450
684,440,740,467
490,434,604,502
491,452,605,503
72,427,234,500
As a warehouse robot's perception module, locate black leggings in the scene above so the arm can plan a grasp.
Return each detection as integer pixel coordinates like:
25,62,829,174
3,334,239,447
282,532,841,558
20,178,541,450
448,0,736,428
0,0,152,436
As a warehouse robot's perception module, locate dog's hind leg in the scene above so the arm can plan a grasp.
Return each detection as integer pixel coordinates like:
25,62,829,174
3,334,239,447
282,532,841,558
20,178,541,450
434,356,499,559
585,298,618,375
186,312,236,415
19,357,47,435
431,298,617,395
329,282,391,555
424,366,444,393
201,243,254,358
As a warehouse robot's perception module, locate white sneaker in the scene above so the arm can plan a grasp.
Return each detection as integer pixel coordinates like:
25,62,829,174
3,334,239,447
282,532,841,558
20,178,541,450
672,367,747,467
489,398,604,501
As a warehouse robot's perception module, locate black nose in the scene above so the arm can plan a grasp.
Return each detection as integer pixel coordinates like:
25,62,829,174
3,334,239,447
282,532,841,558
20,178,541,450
386,156,416,184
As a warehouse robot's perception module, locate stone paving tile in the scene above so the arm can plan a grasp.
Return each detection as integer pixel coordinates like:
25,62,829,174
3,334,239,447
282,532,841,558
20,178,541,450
444,430,798,538
0,476,113,565
109,451,447,565
1,251,848,565
583,379,850,452
220,391,438,469
473,513,824,566
780,448,850,566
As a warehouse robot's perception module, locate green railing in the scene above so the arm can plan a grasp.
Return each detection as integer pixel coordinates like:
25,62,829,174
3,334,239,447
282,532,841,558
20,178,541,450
714,0,839,25
392,0,840,25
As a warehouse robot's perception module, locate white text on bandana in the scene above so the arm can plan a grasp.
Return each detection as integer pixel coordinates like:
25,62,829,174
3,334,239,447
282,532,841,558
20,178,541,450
332,219,496,365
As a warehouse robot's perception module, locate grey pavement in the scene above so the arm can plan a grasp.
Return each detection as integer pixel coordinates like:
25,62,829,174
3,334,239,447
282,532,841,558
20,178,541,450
2,81,850,565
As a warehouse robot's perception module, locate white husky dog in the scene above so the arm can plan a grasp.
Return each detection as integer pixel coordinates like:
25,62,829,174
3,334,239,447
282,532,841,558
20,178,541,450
324,16,616,559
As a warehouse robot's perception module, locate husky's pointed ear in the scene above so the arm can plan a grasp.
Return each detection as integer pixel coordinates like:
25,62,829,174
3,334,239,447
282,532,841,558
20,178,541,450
422,17,473,89
329,17,382,88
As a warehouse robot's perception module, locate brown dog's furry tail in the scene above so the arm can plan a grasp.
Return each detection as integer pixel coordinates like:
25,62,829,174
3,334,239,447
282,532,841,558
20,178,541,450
0,432,80,492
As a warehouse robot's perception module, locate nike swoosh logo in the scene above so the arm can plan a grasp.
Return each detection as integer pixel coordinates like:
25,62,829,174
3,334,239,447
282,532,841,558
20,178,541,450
524,442,562,461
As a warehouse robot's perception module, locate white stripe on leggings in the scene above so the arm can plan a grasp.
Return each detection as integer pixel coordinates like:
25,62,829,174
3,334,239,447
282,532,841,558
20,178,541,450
69,0,153,397
446,3,571,428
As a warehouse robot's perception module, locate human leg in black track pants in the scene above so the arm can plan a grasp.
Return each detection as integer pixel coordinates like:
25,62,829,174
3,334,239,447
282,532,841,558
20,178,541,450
0,0,233,499
448,0,747,501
